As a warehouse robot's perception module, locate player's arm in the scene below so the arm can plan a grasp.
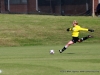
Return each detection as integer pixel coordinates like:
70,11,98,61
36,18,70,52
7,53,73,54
79,27,88,31
80,27,94,32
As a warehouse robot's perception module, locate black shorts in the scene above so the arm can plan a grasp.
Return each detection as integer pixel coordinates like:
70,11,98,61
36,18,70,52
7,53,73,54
72,37,79,43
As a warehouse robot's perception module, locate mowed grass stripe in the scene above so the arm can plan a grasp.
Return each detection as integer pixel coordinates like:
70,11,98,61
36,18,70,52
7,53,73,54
0,44,100,75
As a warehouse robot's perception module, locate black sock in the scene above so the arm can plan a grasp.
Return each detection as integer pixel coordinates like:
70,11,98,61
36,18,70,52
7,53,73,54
80,36,88,42
62,47,66,52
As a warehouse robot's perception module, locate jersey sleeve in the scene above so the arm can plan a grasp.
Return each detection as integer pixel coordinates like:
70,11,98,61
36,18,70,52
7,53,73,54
79,27,88,31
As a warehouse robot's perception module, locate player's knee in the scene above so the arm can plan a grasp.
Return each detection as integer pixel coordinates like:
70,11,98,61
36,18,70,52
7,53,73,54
78,39,82,43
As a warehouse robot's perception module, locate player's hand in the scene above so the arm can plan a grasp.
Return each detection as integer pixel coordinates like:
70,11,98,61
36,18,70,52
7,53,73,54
67,28,70,31
88,29,94,32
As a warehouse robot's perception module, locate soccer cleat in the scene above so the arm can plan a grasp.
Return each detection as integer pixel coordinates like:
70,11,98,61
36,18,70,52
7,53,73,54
59,50,62,53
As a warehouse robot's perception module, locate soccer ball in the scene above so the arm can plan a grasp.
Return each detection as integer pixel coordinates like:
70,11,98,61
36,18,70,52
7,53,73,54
50,50,55,54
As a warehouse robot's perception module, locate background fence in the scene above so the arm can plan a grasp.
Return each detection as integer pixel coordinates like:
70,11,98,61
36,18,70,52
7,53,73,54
0,0,95,16
38,0,92,16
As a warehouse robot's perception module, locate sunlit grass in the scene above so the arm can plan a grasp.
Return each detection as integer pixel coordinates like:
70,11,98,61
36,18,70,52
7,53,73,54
0,14,100,46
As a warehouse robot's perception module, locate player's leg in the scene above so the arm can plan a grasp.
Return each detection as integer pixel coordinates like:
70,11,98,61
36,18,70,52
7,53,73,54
59,37,79,53
79,35,93,42
59,40,74,53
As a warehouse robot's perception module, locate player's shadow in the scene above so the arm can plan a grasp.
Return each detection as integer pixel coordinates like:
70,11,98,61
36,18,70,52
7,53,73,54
66,53,75,54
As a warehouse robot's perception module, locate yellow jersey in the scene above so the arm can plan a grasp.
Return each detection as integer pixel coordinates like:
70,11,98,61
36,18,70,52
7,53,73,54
70,25,88,37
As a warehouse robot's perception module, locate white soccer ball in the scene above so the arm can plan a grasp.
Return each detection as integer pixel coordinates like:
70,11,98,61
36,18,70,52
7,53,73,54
50,50,55,54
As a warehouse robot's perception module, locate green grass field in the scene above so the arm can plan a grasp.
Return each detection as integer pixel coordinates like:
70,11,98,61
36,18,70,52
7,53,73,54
0,14,100,46
0,44,100,75
0,14,100,75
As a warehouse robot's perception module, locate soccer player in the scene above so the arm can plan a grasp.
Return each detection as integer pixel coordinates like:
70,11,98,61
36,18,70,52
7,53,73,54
59,20,94,53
